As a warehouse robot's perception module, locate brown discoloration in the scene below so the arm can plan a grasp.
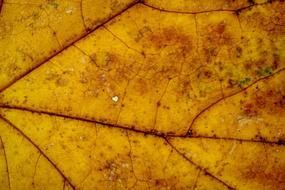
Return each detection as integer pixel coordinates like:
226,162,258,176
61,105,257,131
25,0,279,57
241,1,285,36
197,68,214,82
80,52,137,96
132,77,149,95
236,46,242,58
243,103,258,117
243,58,278,77
104,52,138,83
135,26,152,42
168,77,193,99
178,79,192,97
148,27,192,50
205,21,233,45
215,22,226,34
0,0,3,14
201,21,234,63
203,47,218,63
56,78,68,87
105,52,119,69
242,83,285,117
241,157,285,189
153,176,178,188
89,53,97,64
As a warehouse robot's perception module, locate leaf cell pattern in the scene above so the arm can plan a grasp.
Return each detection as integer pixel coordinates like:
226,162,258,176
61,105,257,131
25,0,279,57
0,0,284,189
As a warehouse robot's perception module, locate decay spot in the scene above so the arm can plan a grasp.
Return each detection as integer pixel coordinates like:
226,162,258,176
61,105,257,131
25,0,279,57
148,27,192,51
201,20,233,64
236,47,242,58
197,69,213,82
241,157,285,189
215,22,226,34
242,83,285,117
56,78,68,87
206,21,232,45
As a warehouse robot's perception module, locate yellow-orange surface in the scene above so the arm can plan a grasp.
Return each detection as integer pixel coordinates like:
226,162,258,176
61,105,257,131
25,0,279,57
0,0,284,189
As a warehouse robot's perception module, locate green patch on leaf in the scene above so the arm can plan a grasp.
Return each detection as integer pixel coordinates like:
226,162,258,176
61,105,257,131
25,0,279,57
237,77,251,87
47,0,59,9
257,66,273,77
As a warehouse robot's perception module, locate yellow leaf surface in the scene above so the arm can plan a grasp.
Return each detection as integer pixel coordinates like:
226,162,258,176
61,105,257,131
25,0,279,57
0,0,284,189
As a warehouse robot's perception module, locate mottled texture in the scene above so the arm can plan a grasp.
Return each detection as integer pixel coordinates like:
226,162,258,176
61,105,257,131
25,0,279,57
0,0,284,189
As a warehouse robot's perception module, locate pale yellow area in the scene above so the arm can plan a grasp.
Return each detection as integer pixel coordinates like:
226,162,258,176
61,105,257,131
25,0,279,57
0,119,65,189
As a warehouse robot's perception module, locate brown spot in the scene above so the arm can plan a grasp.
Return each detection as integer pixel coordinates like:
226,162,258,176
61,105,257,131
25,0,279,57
133,77,149,95
148,27,192,50
243,59,274,76
56,78,68,87
242,157,285,189
197,67,216,82
243,103,258,117
203,47,217,63
244,61,252,70
198,70,212,80
105,52,119,69
175,78,192,97
204,21,232,46
236,46,242,58
153,176,178,188
228,79,237,88
135,26,152,42
242,83,285,116
215,22,226,34
272,54,280,70
157,101,161,107
89,53,97,63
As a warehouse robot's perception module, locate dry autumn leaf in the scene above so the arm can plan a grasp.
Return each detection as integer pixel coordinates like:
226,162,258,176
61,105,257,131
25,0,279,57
0,0,285,189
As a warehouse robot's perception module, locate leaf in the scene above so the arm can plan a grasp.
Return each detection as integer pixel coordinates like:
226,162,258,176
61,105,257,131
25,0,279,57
0,0,285,189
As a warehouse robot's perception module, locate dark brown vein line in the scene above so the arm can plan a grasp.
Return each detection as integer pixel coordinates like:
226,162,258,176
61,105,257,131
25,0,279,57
32,154,41,186
177,136,285,146
80,0,87,30
102,25,143,55
47,24,63,49
152,78,171,131
0,0,3,14
0,105,164,138
0,0,140,93
0,136,11,190
164,137,235,190
0,116,77,190
186,67,285,136
141,0,276,15
72,45,100,67
192,169,201,190
62,180,66,190
1,105,284,146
